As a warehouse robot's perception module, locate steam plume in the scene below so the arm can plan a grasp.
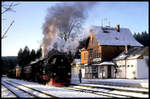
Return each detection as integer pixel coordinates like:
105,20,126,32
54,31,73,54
42,2,96,56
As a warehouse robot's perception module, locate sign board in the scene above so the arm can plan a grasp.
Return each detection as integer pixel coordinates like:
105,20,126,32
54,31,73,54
117,69,122,72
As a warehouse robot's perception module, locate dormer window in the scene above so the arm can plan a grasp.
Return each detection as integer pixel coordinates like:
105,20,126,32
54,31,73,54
115,37,119,40
102,27,110,33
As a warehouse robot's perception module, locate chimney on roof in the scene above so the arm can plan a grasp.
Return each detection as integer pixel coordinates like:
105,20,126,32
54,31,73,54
125,45,128,54
125,45,131,54
115,24,120,32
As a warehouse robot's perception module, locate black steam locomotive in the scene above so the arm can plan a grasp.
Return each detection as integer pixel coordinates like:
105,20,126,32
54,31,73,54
7,49,72,87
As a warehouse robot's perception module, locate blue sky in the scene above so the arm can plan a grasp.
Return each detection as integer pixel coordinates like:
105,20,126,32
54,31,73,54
2,1,148,56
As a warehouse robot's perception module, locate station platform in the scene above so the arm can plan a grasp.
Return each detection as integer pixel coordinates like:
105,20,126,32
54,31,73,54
71,78,149,88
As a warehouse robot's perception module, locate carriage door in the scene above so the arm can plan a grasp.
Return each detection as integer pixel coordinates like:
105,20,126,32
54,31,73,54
108,66,111,78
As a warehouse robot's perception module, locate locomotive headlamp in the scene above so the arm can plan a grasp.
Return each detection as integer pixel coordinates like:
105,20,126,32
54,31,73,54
54,73,56,75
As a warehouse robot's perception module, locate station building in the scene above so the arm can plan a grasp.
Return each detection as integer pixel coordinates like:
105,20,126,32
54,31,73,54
80,25,143,79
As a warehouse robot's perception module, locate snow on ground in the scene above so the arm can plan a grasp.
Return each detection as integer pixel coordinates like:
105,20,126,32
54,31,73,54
1,77,105,98
1,85,16,98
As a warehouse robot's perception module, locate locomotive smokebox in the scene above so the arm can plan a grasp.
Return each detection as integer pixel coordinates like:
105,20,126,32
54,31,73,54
44,49,72,87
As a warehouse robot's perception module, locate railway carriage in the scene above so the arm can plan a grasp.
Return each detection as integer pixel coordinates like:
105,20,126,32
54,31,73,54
15,66,21,79
23,66,32,81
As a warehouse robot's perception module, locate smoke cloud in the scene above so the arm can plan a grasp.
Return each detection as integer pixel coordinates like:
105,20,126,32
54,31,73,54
42,2,96,56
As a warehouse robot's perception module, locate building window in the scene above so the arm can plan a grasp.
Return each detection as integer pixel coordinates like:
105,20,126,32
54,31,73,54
89,49,93,59
92,37,94,44
92,66,97,73
127,65,130,67
131,65,134,67
85,67,88,73
84,53,88,60
97,50,99,58
89,67,92,73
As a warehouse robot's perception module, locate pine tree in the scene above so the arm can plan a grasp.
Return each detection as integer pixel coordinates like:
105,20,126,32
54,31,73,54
17,48,23,66
36,48,42,59
133,31,149,46
30,49,36,61
22,46,30,66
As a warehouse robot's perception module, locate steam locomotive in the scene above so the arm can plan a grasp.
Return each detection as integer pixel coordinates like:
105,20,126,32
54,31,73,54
7,49,72,87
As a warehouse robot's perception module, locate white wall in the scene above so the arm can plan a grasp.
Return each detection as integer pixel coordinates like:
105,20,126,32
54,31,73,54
115,59,137,79
115,58,149,79
137,57,149,79
111,66,116,78
98,66,105,78
126,60,137,79
81,68,85,78
115,60,125,78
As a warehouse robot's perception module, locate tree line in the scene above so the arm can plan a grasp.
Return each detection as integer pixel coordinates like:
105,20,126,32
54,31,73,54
17,46,42,67
133,31,149,46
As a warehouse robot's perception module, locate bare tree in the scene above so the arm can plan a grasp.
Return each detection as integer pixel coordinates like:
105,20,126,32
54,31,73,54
1,2,19,39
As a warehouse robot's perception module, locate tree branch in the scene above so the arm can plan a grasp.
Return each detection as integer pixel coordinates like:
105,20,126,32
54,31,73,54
1,20,14,39
2,2,19,14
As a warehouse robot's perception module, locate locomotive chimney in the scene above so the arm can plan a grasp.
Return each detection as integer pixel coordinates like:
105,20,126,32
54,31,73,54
41,45,45,58
115,24,120,32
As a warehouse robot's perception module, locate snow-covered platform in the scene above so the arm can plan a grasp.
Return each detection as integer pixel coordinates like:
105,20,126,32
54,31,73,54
71,78,149,88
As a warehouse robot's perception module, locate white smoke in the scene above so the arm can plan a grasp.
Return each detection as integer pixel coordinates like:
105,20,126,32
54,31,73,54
48,34,79,55
42,2,96,56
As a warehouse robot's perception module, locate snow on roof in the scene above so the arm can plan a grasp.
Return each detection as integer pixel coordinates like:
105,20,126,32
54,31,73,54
30,57,45,65
74,59,81,64
113,47,148,60
99,61,115,65
85,26,143,46
93,61,115,66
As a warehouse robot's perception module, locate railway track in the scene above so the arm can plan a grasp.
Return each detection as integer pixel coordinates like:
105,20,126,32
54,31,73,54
62,84,148,98
2,81,35,98
1,85,17,98
2,80,58,98
71,84,148,94
62,86,129,98
2,78,148,98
